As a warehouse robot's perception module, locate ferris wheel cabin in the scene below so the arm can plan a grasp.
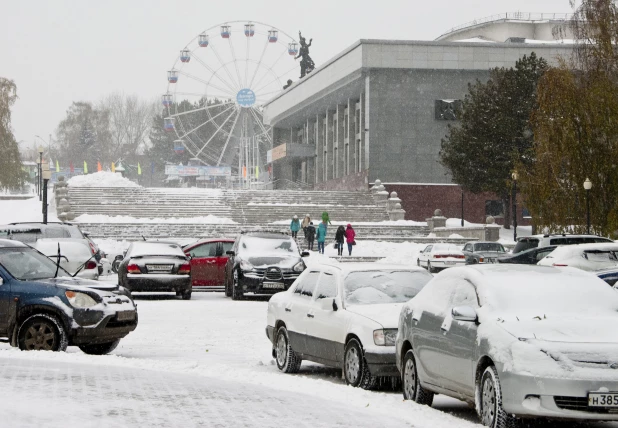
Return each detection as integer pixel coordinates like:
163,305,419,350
167,70,179,83
164,117,175,132
221,25,231,38
198,33,209,47
173,140,185,154
268,29,278,43
180,49,191,63
244,24,255,37
288,42,298,56
162,93,173,107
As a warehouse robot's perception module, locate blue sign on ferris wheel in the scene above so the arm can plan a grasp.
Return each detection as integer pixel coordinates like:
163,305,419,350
236,88,256,108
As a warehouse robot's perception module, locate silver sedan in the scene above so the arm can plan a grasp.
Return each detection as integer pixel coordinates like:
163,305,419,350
396,264,618,427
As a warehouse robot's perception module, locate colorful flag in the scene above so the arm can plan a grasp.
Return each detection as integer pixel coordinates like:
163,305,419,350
84,161,88,174
137,162,142,175
55,160,60,172
70,161,74,173
242,166,247,178
255,166,259,178
111,162,116,173
97,161,102,172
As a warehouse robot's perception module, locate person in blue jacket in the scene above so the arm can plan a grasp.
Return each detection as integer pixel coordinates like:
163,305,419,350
316,219,328,254
290,215,301,238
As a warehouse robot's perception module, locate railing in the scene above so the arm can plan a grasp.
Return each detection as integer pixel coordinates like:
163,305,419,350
438,12,574,39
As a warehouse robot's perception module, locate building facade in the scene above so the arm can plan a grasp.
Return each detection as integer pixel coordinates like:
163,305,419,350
263,16,575,221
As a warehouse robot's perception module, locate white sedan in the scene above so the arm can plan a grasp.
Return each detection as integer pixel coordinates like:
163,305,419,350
537,242,618,271
417,243,466,273
266,263,432,389
34,238,100,280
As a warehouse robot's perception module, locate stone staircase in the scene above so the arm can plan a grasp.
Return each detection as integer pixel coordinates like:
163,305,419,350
67,187,388,224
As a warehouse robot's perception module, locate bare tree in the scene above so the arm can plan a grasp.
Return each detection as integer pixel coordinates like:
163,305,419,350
98,93,157,162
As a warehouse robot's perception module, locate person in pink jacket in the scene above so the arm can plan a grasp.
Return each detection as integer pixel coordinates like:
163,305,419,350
345,224,356,256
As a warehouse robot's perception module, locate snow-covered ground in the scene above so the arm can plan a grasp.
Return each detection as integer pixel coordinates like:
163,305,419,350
75,213,237,224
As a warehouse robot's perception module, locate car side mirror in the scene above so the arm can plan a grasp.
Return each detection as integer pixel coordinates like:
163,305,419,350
332,298,338,311
115,255,123,261
319,298,338,311
301,251,310,257
452,306,477,323
226,250,235,256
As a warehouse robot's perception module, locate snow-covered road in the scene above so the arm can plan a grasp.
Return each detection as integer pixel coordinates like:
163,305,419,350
1,291,617,427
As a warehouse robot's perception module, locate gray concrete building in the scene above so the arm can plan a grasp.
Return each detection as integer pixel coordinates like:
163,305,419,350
262,15,575,191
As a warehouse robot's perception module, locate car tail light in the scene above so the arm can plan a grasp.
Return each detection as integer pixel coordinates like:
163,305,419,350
178,263,191,274
553,263,568,267
434,255,445,259
453,255,465,259
85,260,97,270
127,264,141,273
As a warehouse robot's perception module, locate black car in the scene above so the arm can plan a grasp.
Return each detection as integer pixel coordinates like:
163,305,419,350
0,239,137,354
224,231,309,300
117,241,192,300
497,245,557,264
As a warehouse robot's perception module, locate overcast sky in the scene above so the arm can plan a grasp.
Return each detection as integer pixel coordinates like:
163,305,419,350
1,0,574,151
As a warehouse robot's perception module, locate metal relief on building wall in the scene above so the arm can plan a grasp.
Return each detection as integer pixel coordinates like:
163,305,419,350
435,99,462,120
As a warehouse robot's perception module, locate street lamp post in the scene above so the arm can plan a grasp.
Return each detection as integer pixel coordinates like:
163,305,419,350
42,163,51,224
461,188,464,227
584,178,592,234
37,146,44,201
512,171,519,242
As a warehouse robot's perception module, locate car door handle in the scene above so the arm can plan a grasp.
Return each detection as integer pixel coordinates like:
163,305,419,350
285,308,291,312
307,313,314,318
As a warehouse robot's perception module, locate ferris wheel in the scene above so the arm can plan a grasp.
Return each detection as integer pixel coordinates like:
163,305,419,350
162,21,300,183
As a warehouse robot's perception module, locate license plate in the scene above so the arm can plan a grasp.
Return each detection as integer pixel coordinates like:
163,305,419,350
588,392,618,407
262,282,285,289
116,310,136,321
147,264,173,272
444,261,455,265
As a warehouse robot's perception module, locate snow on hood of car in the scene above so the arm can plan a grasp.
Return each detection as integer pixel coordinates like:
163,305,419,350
345,303,402,328
498,317,618,343
40,277,118,292
245,256,300,269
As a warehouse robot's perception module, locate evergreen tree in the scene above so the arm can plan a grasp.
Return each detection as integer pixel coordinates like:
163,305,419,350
440,53,547,227
0,78,24,191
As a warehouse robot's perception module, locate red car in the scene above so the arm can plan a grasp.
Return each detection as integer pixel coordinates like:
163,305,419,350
183,239,234,290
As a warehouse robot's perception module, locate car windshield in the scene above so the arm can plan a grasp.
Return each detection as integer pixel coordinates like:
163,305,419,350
0,248,70,280
35,240,91,262
432,244,460,252
474,243,505,252
240,236,298,257
129,242,185,258
584,250,618,262
479,269,618,316
344,270,430,305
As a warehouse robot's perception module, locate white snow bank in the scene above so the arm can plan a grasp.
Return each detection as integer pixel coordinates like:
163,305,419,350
75,214,237,224
68,171,141,188
0,195,59,224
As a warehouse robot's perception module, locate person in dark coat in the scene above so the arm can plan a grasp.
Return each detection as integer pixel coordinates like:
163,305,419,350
335,225,345,256
345,223,356,256
305,222,316,251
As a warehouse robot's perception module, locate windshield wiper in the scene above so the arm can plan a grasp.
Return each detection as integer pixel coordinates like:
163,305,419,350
71,252,97,278
54,243,61,278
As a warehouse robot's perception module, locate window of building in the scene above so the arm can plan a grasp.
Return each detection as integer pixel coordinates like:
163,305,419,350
485,200,504,217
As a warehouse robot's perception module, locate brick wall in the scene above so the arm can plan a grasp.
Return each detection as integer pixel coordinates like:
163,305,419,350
383,183,530,226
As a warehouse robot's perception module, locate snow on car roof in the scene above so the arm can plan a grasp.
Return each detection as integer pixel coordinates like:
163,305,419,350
0,239,28,248
543,242,618,256
320,263,428,274
129,241,185,257
445,264,618,315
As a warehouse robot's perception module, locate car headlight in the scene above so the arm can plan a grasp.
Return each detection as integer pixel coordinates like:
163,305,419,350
293,261,305,273
373,329,398,346
65,291,98,308
240,260,253,271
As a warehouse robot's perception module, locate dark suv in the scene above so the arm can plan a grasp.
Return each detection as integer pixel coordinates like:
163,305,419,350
224,232,309,300
513,234,613,254
0,239,137,354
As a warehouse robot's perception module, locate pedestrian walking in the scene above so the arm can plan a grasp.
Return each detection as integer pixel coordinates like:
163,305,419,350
335,225,345,256
345,223,356,256
301,214,311,239
321,211,332,225
290,215,301,239
316,220,328,254
306,221,316,251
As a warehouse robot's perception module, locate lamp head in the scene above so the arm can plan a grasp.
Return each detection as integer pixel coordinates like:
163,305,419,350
37,145,44,154
511,171,519,181
584,178,592,190
42,169,52,180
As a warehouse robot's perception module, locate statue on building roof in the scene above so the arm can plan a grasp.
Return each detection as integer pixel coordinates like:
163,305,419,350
295,31,315,78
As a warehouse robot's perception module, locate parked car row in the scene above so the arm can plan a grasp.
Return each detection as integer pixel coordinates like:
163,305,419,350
266,262,618,427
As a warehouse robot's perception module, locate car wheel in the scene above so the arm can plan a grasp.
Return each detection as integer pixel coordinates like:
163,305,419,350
479,365,517,428
427,261,436,273
275,326,301,373
79,339,120,355
18,314,68,352
402,350,434,405
232,269,244,301
416,259,420,267
181,290,192,300
224,269,232,297
343,338,377,390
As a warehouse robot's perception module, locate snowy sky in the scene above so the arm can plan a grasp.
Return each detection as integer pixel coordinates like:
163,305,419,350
2,0,574,151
